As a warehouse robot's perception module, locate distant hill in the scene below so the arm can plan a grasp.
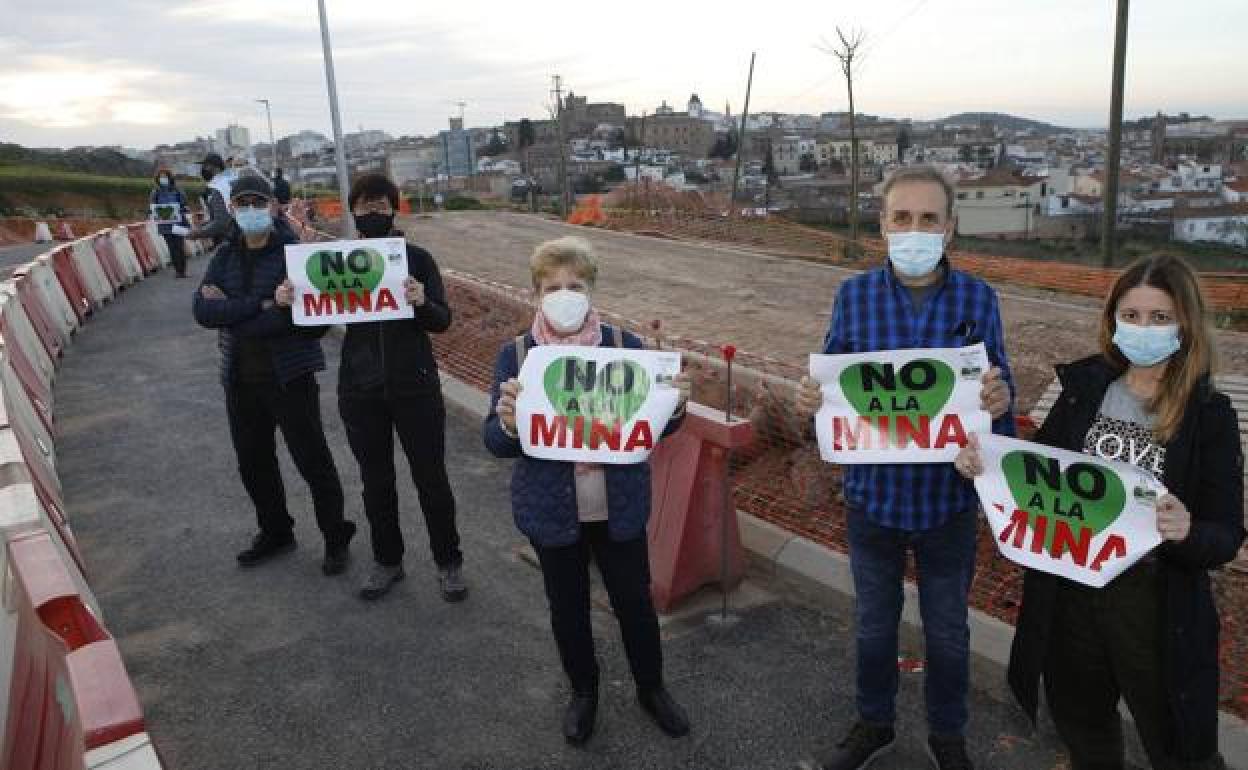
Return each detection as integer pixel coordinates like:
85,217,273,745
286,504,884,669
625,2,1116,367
0,142,153,177
938,112,1070,135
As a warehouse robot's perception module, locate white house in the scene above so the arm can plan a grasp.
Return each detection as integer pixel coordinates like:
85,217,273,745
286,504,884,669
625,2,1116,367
1222,178,1248,203
953,168,1047,237
1171,203,1248,247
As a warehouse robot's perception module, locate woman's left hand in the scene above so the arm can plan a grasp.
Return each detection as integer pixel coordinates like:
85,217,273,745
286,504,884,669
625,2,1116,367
672,371,692,409
1156,493,1192,542
404,277,426,307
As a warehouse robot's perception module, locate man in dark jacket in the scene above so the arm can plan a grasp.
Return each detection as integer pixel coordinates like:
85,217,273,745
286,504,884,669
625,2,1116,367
188,153,233,247
281,173,464,602
273,168,292,205
192,174,356,572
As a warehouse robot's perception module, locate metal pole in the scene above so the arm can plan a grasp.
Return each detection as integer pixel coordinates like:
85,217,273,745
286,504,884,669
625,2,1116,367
1101,0,1130,267
256,99,275,173
729,53,756,217
317,0,353,238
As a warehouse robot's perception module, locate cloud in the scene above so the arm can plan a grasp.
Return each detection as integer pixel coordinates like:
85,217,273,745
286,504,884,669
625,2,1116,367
0,55,179,129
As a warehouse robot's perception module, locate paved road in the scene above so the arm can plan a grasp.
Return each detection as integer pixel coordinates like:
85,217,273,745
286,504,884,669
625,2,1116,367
0,242,57,278
55,258,1068,769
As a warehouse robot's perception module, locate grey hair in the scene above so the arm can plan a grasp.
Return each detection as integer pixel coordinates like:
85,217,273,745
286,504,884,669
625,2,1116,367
880,165,956,218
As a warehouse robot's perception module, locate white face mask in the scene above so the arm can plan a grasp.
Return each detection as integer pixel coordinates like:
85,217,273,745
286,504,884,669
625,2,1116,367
541,289,591,333
886,231,946,278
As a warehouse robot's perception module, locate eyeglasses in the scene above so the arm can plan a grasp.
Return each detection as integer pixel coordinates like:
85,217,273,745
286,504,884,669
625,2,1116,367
353,200,393,215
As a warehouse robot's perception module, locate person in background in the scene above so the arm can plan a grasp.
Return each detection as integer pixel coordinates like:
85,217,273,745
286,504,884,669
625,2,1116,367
273,168,292,206
955,254,1243,770
794,165,1015,770
485,236,693,747
187,153,233,248
192,174,356,574
150,166,191,278
279,172,465,602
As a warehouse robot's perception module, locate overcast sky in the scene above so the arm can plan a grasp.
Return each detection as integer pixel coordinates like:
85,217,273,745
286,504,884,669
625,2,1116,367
1,0,1246,150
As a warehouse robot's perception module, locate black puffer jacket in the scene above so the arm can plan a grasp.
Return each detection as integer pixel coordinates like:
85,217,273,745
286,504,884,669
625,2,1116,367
1008,355,1245,761
337,234,451,397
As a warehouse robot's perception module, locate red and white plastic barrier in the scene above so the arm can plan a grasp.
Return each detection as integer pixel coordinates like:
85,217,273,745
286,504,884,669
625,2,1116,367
1,531,145,770
108,229,144,284
69,241,113,308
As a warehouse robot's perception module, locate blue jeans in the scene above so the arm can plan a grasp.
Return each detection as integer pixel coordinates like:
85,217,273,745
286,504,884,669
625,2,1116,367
847,507,978,736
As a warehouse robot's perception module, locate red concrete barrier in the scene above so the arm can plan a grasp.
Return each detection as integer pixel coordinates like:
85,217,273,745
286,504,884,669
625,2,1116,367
647,401,754,612
1,531,145,769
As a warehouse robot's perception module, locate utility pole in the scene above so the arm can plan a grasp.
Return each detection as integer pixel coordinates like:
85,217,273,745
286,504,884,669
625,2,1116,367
729,52,757,218
1101,0,1130,267
316,0,352,237
256,99,276,174
553,74,569,218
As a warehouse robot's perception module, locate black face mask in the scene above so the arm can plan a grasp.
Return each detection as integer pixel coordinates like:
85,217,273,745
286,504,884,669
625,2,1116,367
354,212,394,238
200,167,216,181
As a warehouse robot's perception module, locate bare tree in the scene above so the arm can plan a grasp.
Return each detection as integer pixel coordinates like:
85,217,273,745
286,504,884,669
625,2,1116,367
821,27,867,247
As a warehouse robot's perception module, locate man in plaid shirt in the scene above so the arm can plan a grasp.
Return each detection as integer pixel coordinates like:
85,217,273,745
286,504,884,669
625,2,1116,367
796,166,1015,770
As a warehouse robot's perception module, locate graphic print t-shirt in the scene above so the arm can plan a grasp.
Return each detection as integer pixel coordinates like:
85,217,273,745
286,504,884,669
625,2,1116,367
1082,377,1166,480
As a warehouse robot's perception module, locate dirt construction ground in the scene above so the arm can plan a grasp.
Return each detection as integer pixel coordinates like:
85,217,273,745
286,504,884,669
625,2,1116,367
398,211,1248,412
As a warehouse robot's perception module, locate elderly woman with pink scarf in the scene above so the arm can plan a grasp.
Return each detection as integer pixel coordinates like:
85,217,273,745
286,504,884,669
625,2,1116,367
484,236,693,746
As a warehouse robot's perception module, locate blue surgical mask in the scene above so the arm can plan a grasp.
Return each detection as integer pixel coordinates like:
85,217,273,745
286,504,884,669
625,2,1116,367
1112,320,1181,367
886,231,945,278
158,176,170,186
234,207,273,236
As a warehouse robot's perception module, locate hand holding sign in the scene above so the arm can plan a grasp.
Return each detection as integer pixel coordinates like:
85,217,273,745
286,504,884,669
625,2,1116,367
404,276,425,307
810,344,992,463
275,279,295,308
795,376,823,419
974,433,1164,587
496,378,522,435
980,367,1011,420
1156,494,1191,541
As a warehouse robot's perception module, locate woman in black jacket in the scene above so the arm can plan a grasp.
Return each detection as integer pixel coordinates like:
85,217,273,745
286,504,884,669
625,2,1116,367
955,254,1243,769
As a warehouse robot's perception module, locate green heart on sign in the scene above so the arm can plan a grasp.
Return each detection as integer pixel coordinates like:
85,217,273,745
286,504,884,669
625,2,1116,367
839,358,955,419
543,357,650,442
154,205,177,220
305,247,385,294
1002,450,1127,554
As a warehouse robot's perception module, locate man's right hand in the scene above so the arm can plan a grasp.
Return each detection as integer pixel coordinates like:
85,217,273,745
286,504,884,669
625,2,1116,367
496,378,523,435
275,279,295,308
200,284,226,300
795,376,823,419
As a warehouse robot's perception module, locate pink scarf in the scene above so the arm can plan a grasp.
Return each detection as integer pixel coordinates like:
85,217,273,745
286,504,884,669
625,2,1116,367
530,306,606,490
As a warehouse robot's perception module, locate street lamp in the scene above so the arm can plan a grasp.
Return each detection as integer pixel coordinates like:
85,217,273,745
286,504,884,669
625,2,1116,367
256,98,276,174
317,0,353,238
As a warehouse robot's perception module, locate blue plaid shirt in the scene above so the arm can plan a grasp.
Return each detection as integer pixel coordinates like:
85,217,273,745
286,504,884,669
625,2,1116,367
822,262,1015,531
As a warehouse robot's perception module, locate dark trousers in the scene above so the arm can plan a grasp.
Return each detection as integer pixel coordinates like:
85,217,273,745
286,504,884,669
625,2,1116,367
161,233,187,275
338,391,461,568
533,522,663,694
224,374,347,544
1044,564,1226,770
846,507,978,736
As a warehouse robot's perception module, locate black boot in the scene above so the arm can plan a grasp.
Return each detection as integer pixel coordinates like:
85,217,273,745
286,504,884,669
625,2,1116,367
562,687,598,746
321,521,357,576
637,685,690,738
236,532,295,567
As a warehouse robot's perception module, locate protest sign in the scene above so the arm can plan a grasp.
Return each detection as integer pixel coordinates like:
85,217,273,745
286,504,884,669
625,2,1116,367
515,345,682,464
810,343,991,463
150,203,181,224
285,238,413,326
974,433,1164,588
